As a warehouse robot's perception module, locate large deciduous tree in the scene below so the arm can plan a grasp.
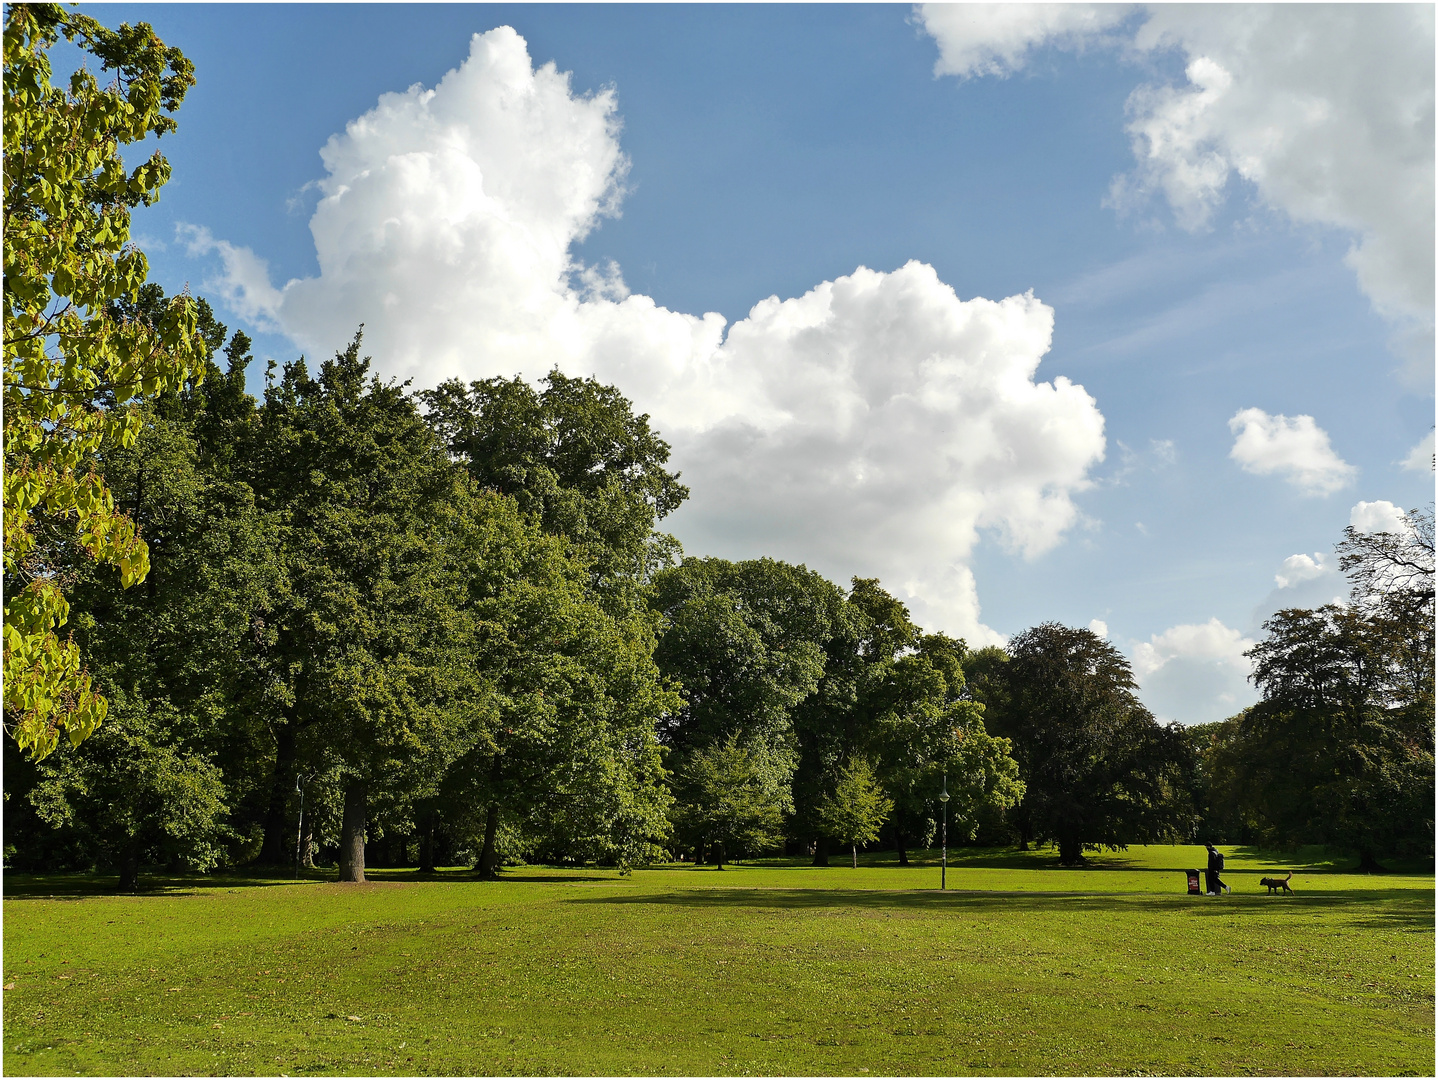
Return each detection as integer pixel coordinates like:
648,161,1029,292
420,370,688,595
23,691,228,890
446,525,679,877
4,311,281,887
865,632,1023,864
650,557,845,854
3,5,210,760
668,735,785,867
790,578,914,863
1337,506,1434,609
989,623,1194,865
790,580,1023,865
245,339,678,881
246,335,493,882
420,370,684,876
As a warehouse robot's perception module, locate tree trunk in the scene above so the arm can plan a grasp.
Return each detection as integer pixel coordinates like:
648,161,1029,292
896,830,909,866
811,836,830,867
852,843,858,869
1356,847,1386,873
478,802,500,878
117,845,140,892
713,840,725,869
418,813,436,873
338,781,368,882
1057,832,1084,866
257,720,297,864
477,753,502,878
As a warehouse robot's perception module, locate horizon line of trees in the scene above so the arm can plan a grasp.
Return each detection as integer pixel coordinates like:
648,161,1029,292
0,290,1195,884
9,297,1428,885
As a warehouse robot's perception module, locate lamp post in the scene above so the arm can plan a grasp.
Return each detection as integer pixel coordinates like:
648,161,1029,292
938,772,950,891
294,774,307,879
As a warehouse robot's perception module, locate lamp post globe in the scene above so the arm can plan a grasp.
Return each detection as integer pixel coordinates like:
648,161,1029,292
939,773,950,891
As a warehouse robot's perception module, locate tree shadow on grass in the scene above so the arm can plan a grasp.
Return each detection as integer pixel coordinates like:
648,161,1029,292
739,851,1094,872
740,847,1436,875
1355,906,1438,933
2,865,627,899
492,874,620,884
564,886,1436,926
2,868,340,900
1223,845,1358,873
371,867,621,884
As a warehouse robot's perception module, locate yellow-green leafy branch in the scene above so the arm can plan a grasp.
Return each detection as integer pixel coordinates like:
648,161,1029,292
4,4,207,760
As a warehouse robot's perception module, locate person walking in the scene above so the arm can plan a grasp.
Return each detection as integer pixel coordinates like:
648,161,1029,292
1205,842,1230,894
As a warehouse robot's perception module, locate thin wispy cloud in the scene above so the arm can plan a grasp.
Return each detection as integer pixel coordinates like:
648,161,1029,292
918,3,1436,380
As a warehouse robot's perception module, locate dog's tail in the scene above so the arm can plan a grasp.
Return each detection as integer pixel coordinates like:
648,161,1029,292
1284,871,1293,882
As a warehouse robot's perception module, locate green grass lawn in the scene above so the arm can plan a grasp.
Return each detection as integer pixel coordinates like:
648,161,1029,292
4,845,1433,1076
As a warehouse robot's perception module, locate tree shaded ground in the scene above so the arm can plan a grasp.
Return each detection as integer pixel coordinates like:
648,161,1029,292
3,846,1432,1076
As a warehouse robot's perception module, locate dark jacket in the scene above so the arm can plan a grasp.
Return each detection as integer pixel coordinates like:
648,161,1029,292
1207,848,1224,872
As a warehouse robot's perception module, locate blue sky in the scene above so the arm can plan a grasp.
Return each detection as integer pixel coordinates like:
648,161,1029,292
87,4,1434,723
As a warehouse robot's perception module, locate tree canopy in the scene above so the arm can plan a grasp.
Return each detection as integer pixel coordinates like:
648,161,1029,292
649,557,848,854
816,755,892,868
984,623,1194,865
669,735,785,867
1200,507,1434,869
3,4,210,760
419,370,688,594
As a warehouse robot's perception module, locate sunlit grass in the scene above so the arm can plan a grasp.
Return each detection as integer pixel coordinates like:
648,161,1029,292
4,845,1432,1076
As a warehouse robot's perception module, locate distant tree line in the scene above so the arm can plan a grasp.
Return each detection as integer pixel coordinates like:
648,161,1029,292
1189,507,1434,870
0,293,1183,882
13,290,1426,886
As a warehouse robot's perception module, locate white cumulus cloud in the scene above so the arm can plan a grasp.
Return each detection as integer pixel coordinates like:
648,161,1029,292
188,27,1108,646
1252,556,1346,630
1349,499,1408,536
915,3,1133,79
1274,552,1329,589
1131,618,1257,725
919,4,1436,378
1227,407,1356,496
1401,431,1435,473
1088,618,1109,638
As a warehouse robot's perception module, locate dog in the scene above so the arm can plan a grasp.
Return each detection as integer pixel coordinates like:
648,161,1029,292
1259,871,1294,894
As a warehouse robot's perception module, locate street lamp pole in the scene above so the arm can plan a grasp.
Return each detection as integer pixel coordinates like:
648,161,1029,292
938,773,950,891
294,774,307,878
